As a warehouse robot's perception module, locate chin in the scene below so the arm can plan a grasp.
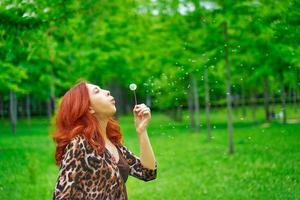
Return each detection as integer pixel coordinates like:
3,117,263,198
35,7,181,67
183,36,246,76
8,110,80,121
111,107,117,115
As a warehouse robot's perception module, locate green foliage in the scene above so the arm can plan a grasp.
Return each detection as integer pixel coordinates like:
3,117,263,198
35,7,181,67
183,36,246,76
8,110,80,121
0,0,299,110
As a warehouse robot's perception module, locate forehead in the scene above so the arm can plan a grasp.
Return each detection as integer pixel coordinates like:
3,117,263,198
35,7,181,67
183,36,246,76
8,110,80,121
86,83,100,90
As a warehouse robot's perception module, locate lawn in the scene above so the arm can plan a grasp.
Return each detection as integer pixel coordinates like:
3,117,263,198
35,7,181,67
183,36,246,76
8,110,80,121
0,105,299,199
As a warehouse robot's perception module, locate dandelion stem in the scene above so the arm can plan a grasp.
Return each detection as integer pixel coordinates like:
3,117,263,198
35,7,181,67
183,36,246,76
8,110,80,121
133,90,137,105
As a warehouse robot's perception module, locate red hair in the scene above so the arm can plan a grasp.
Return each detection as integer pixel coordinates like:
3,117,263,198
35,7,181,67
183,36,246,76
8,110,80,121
52,80,123,166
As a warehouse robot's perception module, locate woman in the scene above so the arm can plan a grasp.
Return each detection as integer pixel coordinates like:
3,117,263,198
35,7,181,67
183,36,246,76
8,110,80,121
52,80,157,199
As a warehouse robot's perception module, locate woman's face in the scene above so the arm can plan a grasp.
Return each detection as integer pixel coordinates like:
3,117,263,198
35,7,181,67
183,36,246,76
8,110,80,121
86,83,116,118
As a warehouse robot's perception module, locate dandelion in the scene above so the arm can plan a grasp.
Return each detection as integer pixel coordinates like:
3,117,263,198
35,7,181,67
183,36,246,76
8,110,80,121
129,83,137,105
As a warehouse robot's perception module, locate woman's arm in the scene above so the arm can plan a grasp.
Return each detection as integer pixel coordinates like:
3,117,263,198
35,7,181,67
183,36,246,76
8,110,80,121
133,104,157,170
120,103,157,181
118,143,157,182
138,129,157,170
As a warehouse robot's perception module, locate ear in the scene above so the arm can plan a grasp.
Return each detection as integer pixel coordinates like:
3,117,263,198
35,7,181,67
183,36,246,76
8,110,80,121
89,106,95,114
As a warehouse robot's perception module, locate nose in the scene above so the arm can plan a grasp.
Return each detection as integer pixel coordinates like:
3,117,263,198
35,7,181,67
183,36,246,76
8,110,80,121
106,90,110,96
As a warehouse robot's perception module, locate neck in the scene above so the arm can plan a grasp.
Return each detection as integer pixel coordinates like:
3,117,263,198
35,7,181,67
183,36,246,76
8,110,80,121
96,115,109,144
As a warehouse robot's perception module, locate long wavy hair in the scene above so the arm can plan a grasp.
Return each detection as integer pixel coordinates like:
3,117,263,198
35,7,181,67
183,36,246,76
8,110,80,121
52,80,123,166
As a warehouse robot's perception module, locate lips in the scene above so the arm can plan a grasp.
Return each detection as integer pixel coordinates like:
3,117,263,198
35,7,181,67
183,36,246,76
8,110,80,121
111,98,115,104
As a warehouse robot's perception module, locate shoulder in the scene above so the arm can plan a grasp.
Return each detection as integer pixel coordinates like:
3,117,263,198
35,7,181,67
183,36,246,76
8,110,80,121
62,135,87,160
67,134,87,150
60,135,91,168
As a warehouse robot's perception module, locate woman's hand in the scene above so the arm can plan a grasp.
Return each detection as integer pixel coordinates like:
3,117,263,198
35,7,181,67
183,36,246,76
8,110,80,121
133,103,151,134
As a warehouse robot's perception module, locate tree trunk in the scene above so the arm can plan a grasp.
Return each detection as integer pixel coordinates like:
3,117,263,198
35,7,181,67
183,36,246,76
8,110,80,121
38,100,42,116
167,108,175,120
146,94,152,108
26,94,31,125
47,95,55,119
288,86,292,104
176,105,183,122
204,67,211,141
298,89,300,104
188,75,195,129
241,81,246,118
108,82,124,117
234,93,239,115
224,21,234,154
9,90,17,134
0,95,4,119
18,97,23,117
251,88,257,122
122,85,131,114
280,75,287,123
47,96,52,119
295,68,300,108
192,74,200,133
32,99,36,116
263,76,271,122
271,89,276,120
48,66,56,120
294,89,298,112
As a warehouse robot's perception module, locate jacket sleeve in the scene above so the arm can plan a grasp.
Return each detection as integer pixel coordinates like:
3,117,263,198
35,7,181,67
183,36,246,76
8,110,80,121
119,144,157,182
53,136,88,200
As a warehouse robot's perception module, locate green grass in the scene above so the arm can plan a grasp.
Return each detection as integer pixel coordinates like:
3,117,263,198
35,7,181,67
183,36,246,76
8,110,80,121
0,106,299,199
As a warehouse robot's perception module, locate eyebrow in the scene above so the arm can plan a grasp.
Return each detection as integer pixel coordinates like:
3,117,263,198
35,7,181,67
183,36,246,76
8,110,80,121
93,86,101,90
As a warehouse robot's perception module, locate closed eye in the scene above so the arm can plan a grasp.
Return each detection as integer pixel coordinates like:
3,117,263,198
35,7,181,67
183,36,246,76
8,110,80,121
94,87,100,93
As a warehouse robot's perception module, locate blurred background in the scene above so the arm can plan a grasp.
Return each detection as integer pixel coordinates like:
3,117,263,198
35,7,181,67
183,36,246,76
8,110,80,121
0,0,299,199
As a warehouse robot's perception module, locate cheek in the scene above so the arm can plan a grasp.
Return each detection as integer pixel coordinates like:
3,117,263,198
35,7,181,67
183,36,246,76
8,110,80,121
91,95,109,108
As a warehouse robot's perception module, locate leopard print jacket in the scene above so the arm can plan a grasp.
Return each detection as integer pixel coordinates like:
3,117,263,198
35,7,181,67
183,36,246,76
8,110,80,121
53,135,157,200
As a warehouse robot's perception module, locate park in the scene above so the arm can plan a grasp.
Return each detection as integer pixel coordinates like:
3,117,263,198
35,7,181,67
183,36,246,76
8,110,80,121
0,0,299,199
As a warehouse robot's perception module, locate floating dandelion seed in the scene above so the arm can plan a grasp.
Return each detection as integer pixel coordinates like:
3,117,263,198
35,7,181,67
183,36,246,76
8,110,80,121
129,83,138,105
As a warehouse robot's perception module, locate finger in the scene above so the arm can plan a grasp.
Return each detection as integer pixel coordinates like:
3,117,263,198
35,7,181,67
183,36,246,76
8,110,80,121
136,108,144,115
140,111,150,119
139,107,149,113
133,104,140,111
133,107,140,113
133,104,145,111
134,105,149,114
134,107,143,112
142,110,150,115
137,109,144,116
137,104,147,108
133,107,141,115
138,108,149,116
135,105,149,113
133,105,137,111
